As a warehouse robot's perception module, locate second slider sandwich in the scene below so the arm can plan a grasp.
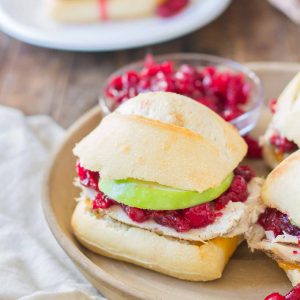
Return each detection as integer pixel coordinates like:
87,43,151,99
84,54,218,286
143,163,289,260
247,149,300,287
72,92,264,281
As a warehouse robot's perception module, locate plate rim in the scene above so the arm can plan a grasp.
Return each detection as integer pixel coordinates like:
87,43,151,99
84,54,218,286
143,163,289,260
0,0,231,51
43,61,300,298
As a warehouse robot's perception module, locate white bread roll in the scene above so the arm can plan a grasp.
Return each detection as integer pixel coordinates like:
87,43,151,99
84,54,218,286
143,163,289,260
72,200,241,281
271,72,300,146
73,93,247,193
262,141,279,169
262,149,300,227
47,0,160,23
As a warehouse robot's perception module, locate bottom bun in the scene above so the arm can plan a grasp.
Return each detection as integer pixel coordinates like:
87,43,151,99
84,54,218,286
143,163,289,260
72,201,241,281
278,261,300,287
262,142,281,169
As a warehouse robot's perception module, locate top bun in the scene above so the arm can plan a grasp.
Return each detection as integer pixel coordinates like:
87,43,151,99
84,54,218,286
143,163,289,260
262,149,300,226
271,72,300,146
74,92,247,193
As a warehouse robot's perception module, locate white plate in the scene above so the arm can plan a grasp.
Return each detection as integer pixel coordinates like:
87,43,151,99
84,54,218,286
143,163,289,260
0,0,231,51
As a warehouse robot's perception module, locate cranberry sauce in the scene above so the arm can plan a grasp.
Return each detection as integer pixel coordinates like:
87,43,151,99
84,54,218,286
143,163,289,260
76,163,255,233
270,134,297,155
265,284,300,300
76,161,100,191
258,208,300,238
244,134,262,158
106,55,250,122
156,0,190,18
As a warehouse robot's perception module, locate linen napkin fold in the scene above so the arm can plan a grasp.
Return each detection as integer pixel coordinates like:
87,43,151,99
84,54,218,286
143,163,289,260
0,106,104,300
268,0,300,25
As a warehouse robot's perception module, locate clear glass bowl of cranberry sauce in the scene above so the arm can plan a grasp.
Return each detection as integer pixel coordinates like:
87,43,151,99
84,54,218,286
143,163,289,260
99,53,263,136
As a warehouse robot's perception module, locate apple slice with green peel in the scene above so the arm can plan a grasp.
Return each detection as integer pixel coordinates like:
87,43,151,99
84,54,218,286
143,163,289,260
99,173,233,210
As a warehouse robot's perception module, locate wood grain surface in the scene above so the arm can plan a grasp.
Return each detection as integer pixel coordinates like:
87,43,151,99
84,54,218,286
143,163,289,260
0,0,300,128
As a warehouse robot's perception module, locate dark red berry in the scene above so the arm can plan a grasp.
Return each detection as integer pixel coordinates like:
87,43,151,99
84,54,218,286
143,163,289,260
183,203,216,228
234,165,256,182
270,134,297,154
258,208,300,237
123,206,150,223
269,98,277,114
156,0,189,17
264,293,285,300
92,193,115,209
76,161,100,191
244,134,263,158
286,284,300,300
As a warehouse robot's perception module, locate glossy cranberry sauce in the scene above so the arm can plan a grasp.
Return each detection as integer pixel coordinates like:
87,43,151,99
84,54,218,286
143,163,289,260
265,284,300,300
106,55,250,122
244,134,262,158
77,162,254,232
258,208,300,238
156,0,190,17
270,134,297,155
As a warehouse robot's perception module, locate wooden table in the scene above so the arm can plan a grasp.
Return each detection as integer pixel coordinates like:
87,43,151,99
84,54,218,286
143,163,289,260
0,0,299,128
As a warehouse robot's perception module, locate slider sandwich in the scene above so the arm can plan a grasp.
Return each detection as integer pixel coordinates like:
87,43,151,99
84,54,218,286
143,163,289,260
247,150,300,286
47,0,164,23
72,92,264,281
262,73,300,169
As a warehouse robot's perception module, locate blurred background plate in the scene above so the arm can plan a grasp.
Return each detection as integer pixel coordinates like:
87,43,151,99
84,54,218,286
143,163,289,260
44,62,299,300
0,0,231,51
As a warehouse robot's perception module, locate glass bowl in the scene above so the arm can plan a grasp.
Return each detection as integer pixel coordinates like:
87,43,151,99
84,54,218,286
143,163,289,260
99,53,263,136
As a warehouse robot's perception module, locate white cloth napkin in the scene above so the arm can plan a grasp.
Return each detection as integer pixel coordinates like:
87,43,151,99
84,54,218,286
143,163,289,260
268,0,300,25
0,106,105,300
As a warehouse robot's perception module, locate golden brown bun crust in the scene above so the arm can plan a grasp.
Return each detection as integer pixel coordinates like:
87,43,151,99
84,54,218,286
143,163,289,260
48,0,161,23
72,201,241,281
262,149,300,226
74,92,247,192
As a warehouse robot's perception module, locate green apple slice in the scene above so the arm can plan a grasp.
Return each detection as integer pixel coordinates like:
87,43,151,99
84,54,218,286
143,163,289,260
99,173,233,210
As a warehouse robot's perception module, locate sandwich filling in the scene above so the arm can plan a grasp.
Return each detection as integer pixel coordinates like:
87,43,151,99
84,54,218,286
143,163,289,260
248,207,300,268
266,130,298,163
76,162,264,240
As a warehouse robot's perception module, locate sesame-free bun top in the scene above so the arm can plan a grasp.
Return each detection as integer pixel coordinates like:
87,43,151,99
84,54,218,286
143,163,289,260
262,149,300,227
73,92,247,193
272,72,300,146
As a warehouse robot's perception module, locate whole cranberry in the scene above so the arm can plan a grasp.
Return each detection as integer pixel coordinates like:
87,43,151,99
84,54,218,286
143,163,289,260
76,161,100,191
243,134,263,159
92,193,115,209
123,206,150,223
286,284,300,299
151,210,190,232
234,166,256,182
183,203,216,228
264,293,285,300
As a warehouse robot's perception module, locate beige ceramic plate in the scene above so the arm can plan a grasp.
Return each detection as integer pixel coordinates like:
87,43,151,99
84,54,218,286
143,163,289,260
43,63,300,300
